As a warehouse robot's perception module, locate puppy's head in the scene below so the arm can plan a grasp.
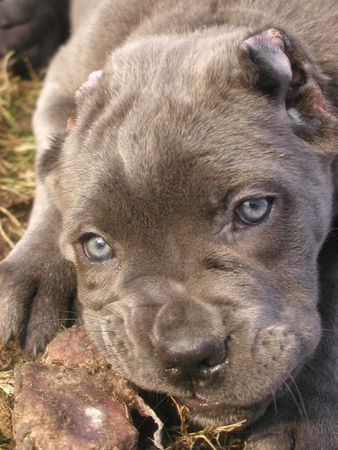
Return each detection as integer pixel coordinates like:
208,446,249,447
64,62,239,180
41,28,336,426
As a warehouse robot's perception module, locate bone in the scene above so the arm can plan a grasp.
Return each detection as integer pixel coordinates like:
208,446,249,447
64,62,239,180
12,326,164,450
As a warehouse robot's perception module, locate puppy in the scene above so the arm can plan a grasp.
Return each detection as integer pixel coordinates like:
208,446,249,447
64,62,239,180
1,0,337,448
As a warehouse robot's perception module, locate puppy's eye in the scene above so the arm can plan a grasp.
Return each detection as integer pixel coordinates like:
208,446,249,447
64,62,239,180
83,235,114,261
235,198,272,226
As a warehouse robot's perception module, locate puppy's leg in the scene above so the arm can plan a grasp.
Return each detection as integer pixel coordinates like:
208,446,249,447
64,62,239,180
0,51,77,356
246,388,338,450
0,186,77,356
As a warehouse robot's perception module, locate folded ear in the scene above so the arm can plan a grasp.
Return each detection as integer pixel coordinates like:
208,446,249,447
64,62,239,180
66,69,104,133
75,70,103,101
37,70,104,184
239,29,337,154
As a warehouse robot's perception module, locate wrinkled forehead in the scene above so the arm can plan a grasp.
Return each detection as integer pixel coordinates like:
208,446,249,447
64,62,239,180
61,91,313,235
102,31,241,100
60,33,322,232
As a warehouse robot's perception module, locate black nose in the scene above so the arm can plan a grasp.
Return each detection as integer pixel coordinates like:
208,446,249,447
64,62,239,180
156,333,228,381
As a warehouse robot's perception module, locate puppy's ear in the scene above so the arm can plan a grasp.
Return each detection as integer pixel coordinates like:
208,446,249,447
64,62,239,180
66,70,104,133
38,69,104,180
36,70,104,210
75,70,103,101
239,29,337,153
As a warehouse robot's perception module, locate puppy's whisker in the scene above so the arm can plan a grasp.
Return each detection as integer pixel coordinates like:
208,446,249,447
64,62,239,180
321,328,338,334
149,393,170,412
303,361,319,374
103,354,135,368
81,311,123,322
30,318,79,327
56,309,123,323
102,350,130,358
289,375,307,418
80,329,116,335
283,381,305,418
130,394,169,432
271,390,278,415
101,345,131,358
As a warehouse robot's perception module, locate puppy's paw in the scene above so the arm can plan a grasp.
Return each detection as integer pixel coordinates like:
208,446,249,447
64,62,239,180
0,252,76,356
246,427,294,450
247,409,337,450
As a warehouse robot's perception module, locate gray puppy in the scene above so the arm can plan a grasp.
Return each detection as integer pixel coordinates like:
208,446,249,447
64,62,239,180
1,0,337,448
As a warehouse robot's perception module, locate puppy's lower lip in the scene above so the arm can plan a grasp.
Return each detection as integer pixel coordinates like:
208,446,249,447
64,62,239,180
178,396,223,412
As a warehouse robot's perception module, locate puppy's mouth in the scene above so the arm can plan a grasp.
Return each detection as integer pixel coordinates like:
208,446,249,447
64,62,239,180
175,394,269,427
178,395,225,413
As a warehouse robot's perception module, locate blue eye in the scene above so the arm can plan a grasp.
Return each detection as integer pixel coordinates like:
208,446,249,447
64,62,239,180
83,235,114,261
236,198,272,225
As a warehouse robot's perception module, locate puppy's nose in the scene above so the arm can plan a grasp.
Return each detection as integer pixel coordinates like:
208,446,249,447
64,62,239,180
156,333,227,381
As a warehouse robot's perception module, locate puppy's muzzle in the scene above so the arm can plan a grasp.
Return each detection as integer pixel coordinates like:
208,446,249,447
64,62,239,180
152,300,227,384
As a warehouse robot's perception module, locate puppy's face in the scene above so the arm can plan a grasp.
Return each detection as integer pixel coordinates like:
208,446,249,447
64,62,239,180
49,30,335,426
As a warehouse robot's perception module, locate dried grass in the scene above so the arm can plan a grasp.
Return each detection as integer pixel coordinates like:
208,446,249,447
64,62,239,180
0,344,24,449
165,396,247,449
0,53,41,260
